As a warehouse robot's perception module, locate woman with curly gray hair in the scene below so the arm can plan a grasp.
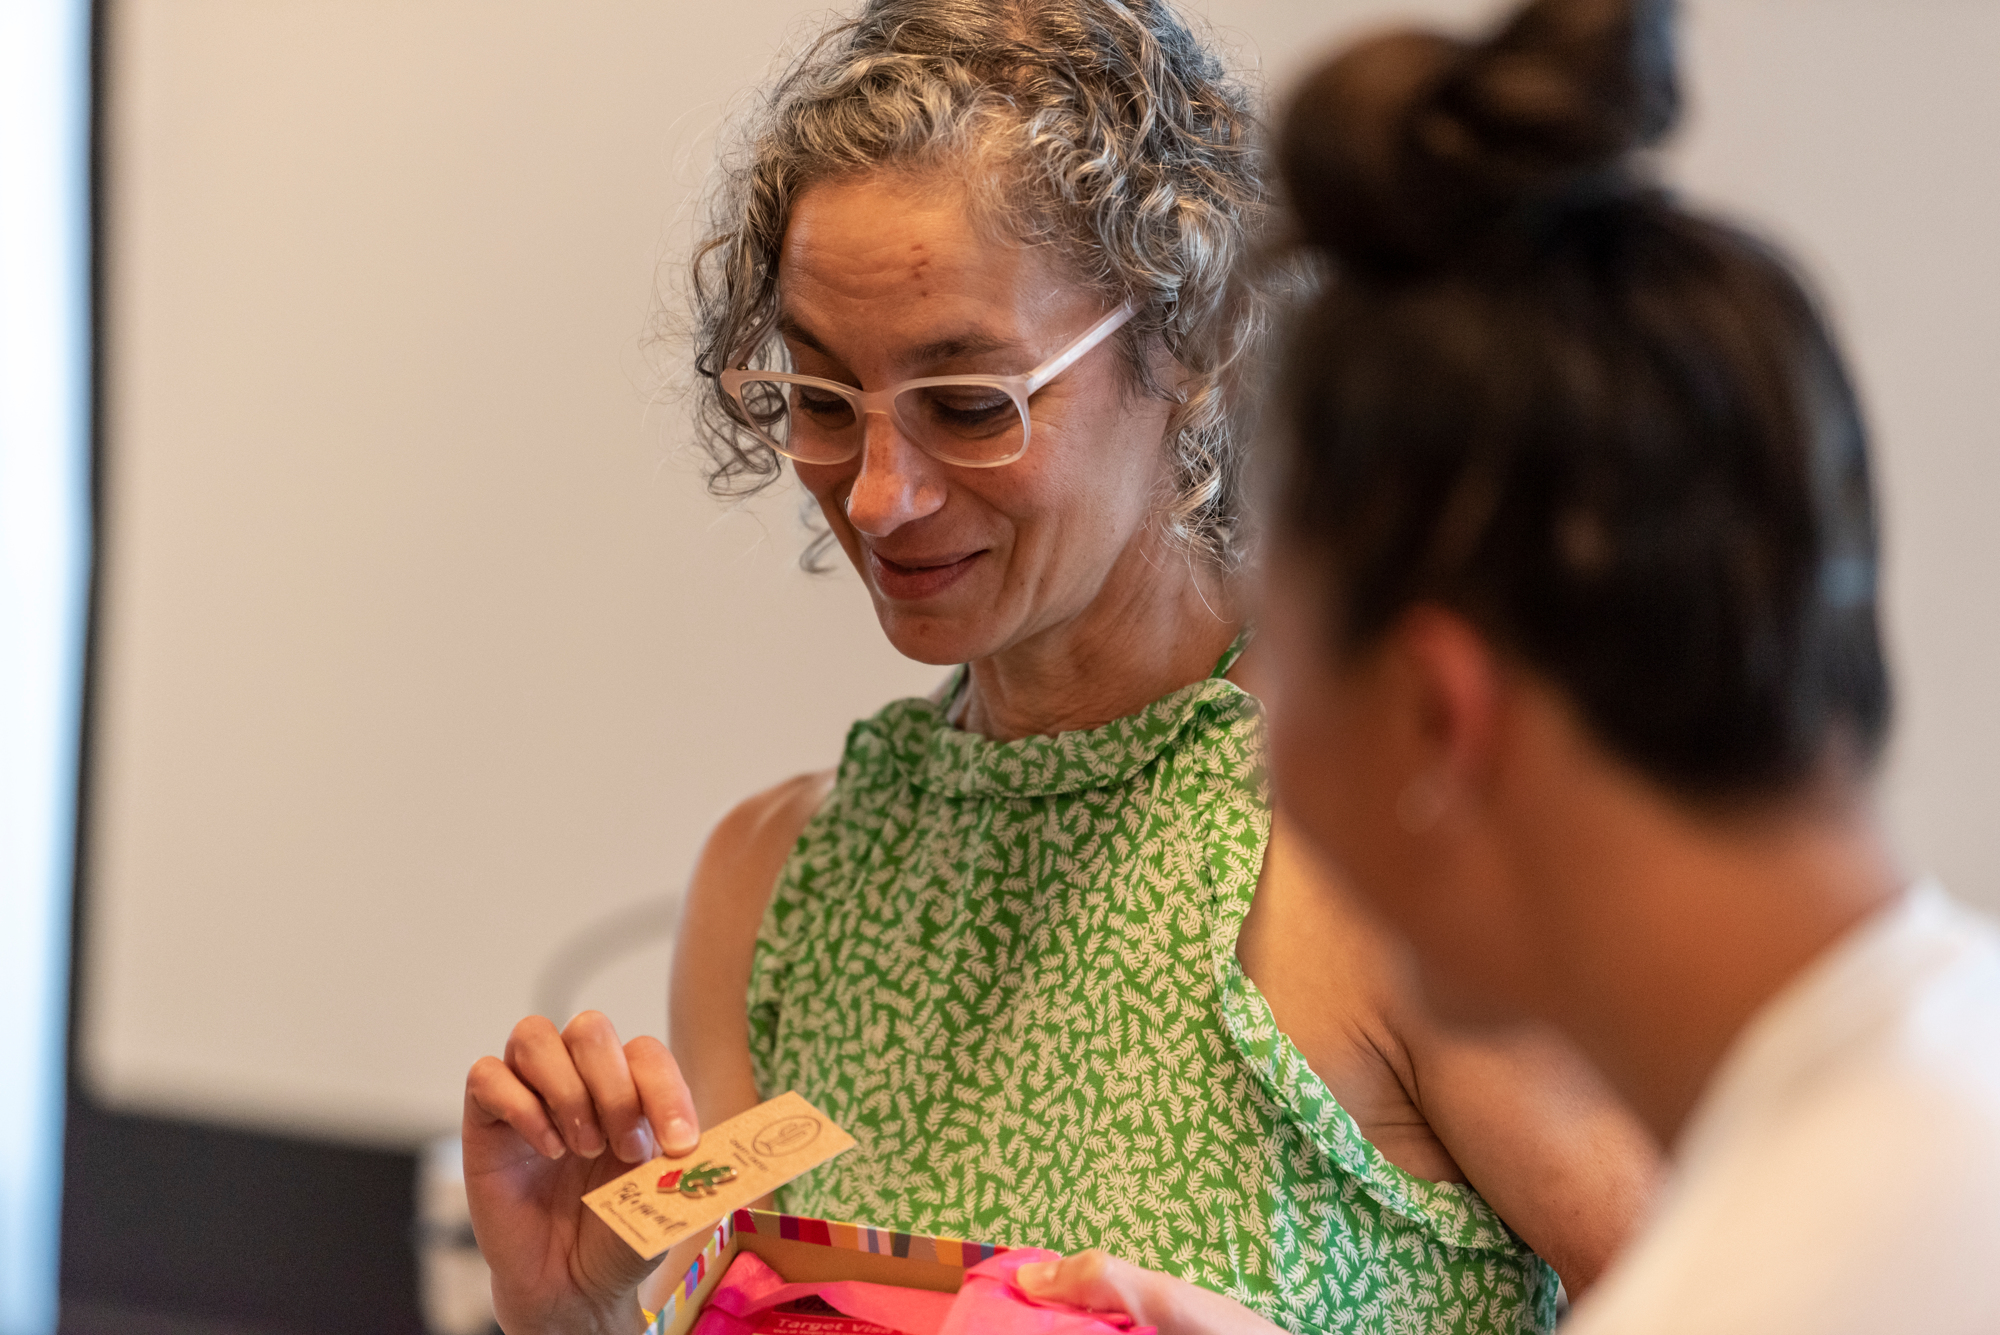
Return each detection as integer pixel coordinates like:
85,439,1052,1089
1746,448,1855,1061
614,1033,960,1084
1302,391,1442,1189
463,3,1658,1333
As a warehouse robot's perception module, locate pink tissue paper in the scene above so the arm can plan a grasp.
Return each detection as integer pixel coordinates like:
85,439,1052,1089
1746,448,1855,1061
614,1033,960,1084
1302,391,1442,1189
690,1249,1158,1335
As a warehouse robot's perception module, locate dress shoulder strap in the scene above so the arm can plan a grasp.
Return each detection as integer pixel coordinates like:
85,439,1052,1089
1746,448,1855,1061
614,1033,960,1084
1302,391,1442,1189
1210,629,1251,680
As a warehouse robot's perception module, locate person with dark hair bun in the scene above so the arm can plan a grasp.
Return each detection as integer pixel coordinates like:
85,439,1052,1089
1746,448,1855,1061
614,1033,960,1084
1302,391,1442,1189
1017,0,2000,1331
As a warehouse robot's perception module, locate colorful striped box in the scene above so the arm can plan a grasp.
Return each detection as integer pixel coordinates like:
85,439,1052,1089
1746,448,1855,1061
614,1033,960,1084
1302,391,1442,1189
645,1210,1007,1335
643,1210,739,1335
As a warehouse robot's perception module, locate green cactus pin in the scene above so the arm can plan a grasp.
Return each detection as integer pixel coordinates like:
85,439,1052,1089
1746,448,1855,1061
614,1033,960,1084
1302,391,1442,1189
656,1160,739,1198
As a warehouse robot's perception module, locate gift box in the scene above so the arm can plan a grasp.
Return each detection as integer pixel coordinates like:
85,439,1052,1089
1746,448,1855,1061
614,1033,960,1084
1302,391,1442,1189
646,1210,1010,1335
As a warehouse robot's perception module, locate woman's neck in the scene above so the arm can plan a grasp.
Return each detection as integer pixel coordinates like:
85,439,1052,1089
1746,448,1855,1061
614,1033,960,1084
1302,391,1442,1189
1526,769,1902,1150
955,558,1242,742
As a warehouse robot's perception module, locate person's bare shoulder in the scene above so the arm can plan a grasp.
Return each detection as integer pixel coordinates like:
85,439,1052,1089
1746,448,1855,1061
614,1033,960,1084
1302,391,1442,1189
669,770,834,1125
700,770,837,908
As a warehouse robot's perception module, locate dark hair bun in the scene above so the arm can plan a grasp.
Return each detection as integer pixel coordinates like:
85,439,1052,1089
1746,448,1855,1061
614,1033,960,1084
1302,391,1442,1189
1281,0,1679,273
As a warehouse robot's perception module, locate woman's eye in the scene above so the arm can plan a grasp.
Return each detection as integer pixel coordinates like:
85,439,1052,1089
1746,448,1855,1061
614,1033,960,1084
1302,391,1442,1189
920,390,1014,433
793,387,854,424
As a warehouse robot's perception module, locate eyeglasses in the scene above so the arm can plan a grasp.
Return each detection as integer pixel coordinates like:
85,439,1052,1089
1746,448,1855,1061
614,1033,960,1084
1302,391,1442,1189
720,302,1136,469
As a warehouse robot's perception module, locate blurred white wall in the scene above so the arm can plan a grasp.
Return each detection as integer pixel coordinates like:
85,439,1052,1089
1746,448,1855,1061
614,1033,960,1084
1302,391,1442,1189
82,0,2000,1147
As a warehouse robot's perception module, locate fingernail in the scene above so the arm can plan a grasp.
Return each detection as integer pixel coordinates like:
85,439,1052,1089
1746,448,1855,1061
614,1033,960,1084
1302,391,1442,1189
618,1121,656,1163
1016,1261,1055,1291
662,1116,697,1154
573,1116,604,1158
541,1134,567,1161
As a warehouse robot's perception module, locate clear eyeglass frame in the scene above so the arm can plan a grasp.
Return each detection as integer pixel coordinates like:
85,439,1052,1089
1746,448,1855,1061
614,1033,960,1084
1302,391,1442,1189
719,301,1137,469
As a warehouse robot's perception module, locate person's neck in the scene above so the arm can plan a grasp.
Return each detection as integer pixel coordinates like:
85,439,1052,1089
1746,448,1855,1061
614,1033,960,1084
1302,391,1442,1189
957,552,1241,742
1521,765,1901,1151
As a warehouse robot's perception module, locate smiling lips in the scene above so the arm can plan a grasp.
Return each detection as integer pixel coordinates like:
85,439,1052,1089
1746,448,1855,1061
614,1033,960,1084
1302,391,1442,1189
867,549,984,601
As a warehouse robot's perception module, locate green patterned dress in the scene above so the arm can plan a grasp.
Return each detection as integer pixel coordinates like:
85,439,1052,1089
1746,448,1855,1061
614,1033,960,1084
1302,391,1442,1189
746,653,1558,1334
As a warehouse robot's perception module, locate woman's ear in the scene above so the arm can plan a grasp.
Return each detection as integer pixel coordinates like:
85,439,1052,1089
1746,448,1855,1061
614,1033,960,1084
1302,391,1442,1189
1382,605,1507,829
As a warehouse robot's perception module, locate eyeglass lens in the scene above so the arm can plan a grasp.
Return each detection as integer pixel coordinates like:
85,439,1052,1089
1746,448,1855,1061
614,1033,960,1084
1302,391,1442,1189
731,378,1028,466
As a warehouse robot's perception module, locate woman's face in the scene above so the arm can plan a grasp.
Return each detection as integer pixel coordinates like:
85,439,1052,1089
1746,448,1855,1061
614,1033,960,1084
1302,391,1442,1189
776,173,1179,667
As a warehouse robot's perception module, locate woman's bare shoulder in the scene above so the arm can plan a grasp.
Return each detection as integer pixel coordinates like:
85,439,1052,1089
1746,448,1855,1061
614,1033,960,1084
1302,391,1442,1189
689,769,836,925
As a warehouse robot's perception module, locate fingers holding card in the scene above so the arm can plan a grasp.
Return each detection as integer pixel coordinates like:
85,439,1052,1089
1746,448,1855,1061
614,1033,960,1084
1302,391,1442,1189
586,1091,857,1258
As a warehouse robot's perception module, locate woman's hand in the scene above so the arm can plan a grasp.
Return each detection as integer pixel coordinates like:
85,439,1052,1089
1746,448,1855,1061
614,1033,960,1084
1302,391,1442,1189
463,1009,703,1335
1015,1251,1285,1335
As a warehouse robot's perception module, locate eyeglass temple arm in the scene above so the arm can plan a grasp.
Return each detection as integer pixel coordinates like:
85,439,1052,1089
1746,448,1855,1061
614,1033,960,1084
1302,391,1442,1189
1022,301,1139,394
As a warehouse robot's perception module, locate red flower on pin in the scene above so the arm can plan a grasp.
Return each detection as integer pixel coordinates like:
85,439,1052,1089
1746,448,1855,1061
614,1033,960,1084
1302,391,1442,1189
657,1169,684,1192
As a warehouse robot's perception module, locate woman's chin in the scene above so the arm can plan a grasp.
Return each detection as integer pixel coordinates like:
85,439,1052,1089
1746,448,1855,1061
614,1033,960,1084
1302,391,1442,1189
1397,927,1545,1029
871,603,1011,668
1412,966,1531,1030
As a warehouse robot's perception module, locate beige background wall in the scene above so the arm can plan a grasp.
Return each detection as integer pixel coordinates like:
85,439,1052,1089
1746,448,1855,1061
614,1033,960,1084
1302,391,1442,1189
84,0,2000,1146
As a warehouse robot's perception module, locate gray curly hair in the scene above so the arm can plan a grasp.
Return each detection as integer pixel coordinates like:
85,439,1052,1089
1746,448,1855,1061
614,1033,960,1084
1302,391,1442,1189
689,0,1271,570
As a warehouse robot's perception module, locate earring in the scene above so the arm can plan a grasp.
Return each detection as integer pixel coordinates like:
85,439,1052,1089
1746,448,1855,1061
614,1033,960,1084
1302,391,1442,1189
1396,773,1449,834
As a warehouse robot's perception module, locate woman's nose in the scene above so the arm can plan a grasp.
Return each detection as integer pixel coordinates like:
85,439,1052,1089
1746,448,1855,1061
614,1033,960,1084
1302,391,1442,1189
842,412,946,537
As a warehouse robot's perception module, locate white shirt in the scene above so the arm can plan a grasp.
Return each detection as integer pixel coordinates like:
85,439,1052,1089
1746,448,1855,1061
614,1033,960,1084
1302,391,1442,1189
1564,883,2000,1334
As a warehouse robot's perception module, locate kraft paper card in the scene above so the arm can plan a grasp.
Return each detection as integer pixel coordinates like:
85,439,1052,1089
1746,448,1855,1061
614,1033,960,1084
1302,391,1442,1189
583,1091,856,1259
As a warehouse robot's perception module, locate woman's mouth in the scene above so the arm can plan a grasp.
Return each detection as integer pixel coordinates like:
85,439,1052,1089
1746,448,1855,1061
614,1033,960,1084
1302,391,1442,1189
866,549,984,601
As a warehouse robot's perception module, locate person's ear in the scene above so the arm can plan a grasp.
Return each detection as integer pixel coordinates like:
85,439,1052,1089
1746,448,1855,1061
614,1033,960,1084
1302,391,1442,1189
1382,605,1505,834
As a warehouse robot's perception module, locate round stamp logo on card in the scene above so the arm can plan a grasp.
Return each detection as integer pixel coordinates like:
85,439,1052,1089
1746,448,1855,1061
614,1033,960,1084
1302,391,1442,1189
752,1115,822,1158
